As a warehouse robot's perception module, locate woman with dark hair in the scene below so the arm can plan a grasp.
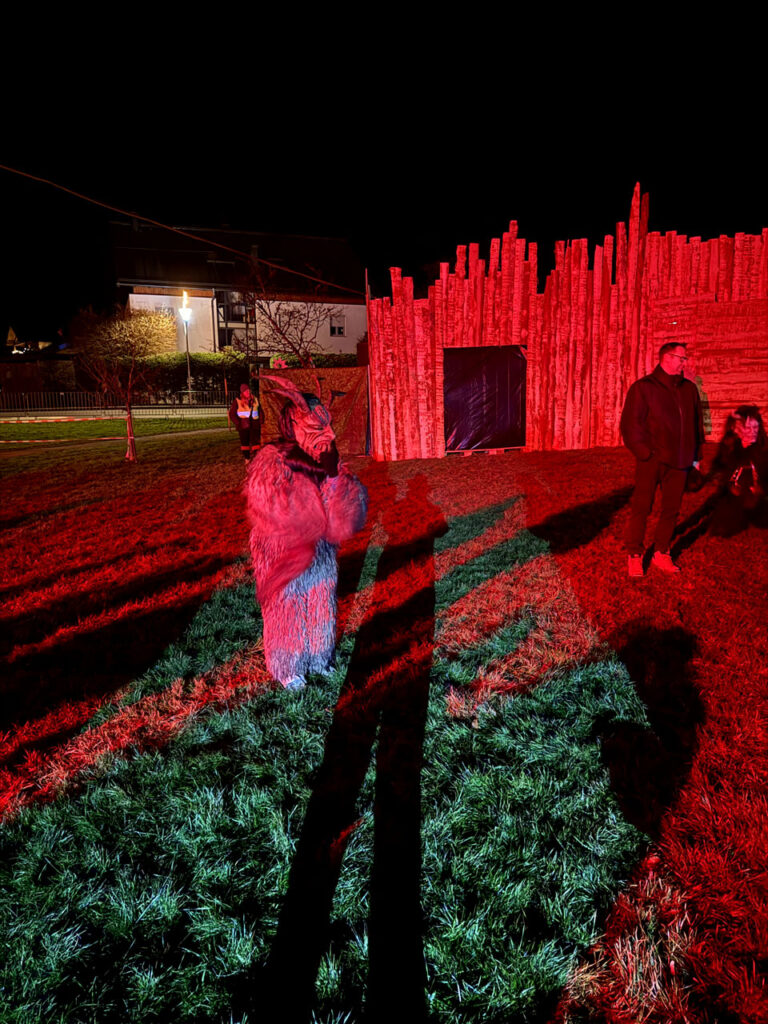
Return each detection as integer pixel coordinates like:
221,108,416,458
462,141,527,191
709,405,767,536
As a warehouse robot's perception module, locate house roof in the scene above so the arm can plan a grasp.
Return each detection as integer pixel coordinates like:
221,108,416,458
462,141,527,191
111,221,366,303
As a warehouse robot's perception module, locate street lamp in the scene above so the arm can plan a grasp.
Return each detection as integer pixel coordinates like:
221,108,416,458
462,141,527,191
179,291,193,400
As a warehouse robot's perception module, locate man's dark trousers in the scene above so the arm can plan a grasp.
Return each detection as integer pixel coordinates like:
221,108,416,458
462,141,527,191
626,457,688,555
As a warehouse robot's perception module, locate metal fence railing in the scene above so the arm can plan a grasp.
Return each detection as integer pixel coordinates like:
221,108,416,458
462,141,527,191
0,391,228,416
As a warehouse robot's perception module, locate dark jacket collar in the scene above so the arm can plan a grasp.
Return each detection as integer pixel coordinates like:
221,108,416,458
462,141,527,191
652,364,682,389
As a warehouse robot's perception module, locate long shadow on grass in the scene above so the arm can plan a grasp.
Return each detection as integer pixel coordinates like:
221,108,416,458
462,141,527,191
0,582,225,734
1,555,231,656
249,470,446,1024
0,495,105,531
528,485,633,553
0,536,191,602
596,623,704,838
672,462,768,551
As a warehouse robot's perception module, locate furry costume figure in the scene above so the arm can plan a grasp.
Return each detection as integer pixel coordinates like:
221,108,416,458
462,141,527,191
245,377,367,689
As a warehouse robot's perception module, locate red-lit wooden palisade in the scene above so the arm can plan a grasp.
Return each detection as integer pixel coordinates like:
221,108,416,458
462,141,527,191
367,185,768,460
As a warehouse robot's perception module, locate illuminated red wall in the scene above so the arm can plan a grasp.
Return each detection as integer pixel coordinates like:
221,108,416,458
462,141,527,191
367,185,768,459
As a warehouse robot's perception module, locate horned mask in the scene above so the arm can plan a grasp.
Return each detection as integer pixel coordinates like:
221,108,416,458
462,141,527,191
263,375,336,463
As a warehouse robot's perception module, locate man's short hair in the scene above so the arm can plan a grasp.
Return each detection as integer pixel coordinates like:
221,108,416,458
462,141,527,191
659,341,686,360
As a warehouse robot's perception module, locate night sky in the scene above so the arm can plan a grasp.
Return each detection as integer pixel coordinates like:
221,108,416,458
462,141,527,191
2,61,764,342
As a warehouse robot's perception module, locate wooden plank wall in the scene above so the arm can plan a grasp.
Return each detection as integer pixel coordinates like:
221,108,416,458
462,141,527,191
367,184,768,460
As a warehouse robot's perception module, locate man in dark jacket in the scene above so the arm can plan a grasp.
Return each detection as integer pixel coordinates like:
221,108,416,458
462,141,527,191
620,343,704,577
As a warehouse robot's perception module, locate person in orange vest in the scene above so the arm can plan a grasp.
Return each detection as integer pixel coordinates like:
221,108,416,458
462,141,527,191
228,383,261,459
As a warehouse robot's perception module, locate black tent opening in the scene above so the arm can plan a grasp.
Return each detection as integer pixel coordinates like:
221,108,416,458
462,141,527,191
443,345,526,452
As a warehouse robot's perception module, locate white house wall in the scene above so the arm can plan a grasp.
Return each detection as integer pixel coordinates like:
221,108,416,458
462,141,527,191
128,293,217,353
310,303,367,355
230,302,367,356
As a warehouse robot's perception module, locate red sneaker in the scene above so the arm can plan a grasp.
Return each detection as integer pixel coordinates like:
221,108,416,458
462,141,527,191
628,555,644,578
651,551,681,575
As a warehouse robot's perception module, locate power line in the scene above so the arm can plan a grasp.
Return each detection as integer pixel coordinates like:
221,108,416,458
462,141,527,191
0,162,365,297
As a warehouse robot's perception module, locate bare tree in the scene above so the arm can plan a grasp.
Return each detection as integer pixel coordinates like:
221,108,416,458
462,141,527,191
71,306,176,461
233,262,343,368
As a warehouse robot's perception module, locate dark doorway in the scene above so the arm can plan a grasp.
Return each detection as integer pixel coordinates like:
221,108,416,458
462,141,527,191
443,345,526,451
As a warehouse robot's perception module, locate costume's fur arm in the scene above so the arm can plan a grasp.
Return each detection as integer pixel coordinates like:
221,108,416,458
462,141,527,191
320,466,368,545
245,445,327,604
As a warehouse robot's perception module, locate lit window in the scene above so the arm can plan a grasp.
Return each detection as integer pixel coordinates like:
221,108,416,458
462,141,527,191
330,315,346,337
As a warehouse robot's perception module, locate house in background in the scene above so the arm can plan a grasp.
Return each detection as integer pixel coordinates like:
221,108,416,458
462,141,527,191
111,221,367,360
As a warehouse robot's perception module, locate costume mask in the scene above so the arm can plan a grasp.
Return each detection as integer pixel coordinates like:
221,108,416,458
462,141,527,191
291,401,335,461
264,375,337,462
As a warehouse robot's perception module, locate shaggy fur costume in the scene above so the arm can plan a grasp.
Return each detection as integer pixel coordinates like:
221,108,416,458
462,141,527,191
245,441,367,685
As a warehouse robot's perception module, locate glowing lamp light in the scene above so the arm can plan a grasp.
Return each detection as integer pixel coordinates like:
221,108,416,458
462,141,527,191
179,291,192,324
179,291,193,397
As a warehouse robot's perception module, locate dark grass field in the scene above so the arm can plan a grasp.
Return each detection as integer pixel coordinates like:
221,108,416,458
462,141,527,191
1,433,766,1023
0,415,227,445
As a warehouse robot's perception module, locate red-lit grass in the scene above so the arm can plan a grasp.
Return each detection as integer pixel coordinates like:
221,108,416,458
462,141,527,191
338,497,526,638
0,692,130,768
338,449,768,1021
0,641,271,819
438,551,603,710
556,856,697,1022
1,434,248,779
7,563,232,664
0,456,557,823
1,438,766,1020
0,493,538,818
513,445,768,1022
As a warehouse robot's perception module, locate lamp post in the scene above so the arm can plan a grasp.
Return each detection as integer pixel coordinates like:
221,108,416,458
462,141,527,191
179,291,193,401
